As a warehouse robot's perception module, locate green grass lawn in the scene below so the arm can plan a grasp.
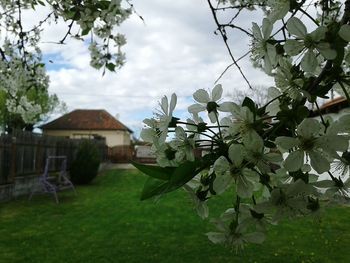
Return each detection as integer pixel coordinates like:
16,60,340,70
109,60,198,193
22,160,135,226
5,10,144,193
1,169,350,263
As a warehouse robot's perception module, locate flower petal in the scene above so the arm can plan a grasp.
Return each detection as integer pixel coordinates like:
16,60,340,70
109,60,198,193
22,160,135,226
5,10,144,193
309,150,330,174
214,156,230,175
284,150,304,172
301,49,317,72
287,17,307,38
338,114,350,132
297,118,321,139
284,40,304,56
213,171,233,195
218,102,235,112
243,131,264,152
244,232,266,244
169,93,177,114
160,96,169,115
317,135,349,153
193,89,210,103
317,42,337,60
212,84,223,101
206,232,226,244
252,22,262,40
140,128,157,143
262,18,273,39
265,152,283,163
228,144,244,167
188,103,206,113
275,136,299,150
339,24,350,42
268,1,289,22
208,111,217,123
237,174,254,198
309,26,326,42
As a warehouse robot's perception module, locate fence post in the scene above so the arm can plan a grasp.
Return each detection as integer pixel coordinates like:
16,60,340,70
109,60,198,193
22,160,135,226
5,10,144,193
35,139,43,174
9,136,16,183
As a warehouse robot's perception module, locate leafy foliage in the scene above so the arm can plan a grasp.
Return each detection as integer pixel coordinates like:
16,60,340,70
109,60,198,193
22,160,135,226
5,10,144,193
0,0,132,130
136,0,350,250
70,140,101,185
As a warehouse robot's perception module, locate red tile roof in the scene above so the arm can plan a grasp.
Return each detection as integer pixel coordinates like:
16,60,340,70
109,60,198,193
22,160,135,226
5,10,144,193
319,97,347,110
40,109,133,133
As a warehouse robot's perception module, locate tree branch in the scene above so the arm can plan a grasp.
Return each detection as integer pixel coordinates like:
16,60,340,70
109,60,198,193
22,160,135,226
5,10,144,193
207,0,252,89
309,0,350,91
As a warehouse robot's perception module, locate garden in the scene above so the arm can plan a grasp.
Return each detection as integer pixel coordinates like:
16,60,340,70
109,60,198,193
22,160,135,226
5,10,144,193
1,169,350,263
1,0,350,262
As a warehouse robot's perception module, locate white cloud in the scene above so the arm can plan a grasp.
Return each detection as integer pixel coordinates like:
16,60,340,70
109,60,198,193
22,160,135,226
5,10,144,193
29,0,274,136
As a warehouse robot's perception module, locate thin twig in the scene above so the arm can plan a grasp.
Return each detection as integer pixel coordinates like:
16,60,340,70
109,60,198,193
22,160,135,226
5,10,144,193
315,101,328,131
0,47,7,61
221,24,253,36
126,0,146,25
214,3,266,11
16,0,27,66
59,19,75,44
207,0,253,89
214,50,250,84
298,6,319,26
338,81,350,103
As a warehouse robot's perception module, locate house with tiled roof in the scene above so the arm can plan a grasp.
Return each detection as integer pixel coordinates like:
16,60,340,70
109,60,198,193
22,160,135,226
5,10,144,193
311,96,350,120
40,109,133,147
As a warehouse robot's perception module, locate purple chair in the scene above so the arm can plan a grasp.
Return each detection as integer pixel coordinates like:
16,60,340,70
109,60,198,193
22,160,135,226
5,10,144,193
29,156,76,203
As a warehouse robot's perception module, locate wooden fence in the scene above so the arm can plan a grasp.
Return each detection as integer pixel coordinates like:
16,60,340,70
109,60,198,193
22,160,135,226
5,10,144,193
108,145,135,163
0,130,108,185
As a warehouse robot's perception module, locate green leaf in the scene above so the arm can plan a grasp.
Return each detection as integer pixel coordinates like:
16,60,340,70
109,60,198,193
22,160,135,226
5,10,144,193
168,160,201,190
131,161,173,180
242,97,256,117
138,160,202,200
37,0,45,6
339,24,350,42
140,177,169,201
81,27,91,36
106,63,116,72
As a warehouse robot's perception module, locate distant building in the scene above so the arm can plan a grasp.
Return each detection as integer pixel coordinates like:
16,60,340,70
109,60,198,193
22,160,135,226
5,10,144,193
40,109,133,147
311,97,350,120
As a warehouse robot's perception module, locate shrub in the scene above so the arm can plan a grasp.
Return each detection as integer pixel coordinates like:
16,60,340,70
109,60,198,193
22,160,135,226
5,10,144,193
70,140,101,185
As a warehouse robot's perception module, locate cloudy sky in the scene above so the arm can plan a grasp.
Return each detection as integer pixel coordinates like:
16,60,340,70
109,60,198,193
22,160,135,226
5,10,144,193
32,0,273,137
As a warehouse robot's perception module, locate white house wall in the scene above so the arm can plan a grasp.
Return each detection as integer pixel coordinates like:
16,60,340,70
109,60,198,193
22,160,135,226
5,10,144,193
43,129,131,147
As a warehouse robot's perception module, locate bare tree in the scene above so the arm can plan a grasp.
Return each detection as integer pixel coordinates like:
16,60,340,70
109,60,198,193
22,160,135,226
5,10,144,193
227,85,269,107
